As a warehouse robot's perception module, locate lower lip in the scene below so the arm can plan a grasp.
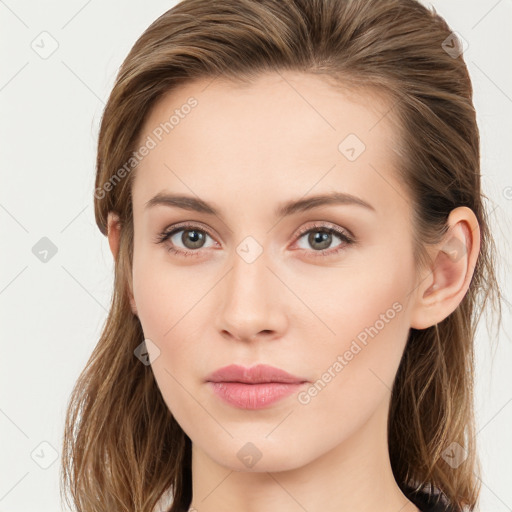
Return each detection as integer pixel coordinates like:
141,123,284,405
208,381,306,409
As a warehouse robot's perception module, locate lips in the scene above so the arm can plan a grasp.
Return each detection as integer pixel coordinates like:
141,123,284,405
206,363,308,385
206,364,309,410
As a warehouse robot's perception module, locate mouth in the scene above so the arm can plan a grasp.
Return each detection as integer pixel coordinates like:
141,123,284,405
206,364,309,409
207,381,307,409
205,363,308,385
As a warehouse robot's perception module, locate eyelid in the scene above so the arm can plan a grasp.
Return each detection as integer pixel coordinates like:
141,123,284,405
156,221,351,242
292,221,354,242
156,221,218,243
156,220,355,257
288,221,355,257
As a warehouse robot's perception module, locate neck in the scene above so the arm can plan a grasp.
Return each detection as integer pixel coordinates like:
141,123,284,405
187,398,419,512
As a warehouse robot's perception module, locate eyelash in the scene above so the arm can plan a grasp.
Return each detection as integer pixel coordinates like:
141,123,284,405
155,221,355,259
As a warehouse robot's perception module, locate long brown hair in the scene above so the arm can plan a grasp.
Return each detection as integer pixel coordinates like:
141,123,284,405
60,1,503,511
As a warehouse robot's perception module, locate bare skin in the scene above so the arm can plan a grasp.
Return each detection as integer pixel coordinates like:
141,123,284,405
107,71,480,512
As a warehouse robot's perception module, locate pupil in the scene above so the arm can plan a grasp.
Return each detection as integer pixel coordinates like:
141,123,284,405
184,230,204,248
310,231,331,250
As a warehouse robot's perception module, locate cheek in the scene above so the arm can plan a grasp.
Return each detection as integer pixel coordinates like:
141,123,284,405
302,256,410,343
295,287,410,442
131,254,204,424
132,247,198,338
301,254,414,397
131,249,212,388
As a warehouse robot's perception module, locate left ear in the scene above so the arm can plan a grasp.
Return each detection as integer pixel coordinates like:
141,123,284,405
410,206,481,330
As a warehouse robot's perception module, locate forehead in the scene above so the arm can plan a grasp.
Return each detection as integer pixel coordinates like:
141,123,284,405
131,71,410,220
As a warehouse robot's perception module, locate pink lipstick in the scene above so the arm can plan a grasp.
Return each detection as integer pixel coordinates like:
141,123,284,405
206,364,308,410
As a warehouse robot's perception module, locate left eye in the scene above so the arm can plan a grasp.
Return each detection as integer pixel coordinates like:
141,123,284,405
294,226,353,255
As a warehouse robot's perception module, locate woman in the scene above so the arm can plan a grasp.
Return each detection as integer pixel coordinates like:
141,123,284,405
60,1,503,511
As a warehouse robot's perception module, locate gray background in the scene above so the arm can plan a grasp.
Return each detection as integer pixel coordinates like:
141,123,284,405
0,1,511,511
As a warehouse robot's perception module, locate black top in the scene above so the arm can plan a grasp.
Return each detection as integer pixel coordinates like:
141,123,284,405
403,486,458,512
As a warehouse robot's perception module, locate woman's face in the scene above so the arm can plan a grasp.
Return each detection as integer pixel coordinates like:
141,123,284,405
128,71,422,471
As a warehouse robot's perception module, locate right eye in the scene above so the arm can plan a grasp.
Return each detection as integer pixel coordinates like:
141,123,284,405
155,223,218,257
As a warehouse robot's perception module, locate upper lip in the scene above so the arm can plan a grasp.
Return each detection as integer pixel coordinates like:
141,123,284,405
206,364,308,384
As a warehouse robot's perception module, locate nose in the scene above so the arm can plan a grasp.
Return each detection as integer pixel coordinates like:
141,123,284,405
215,246,288,343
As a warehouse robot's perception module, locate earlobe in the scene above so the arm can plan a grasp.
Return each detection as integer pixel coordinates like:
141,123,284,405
410,207,480,330
107,211,121,261
129,295,138,316
106,211,138,316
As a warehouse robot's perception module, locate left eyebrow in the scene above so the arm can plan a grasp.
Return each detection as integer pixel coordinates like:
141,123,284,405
143,191,376,218
275,191,376,217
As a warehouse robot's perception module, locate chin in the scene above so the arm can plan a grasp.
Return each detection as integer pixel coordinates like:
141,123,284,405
203,437,312,473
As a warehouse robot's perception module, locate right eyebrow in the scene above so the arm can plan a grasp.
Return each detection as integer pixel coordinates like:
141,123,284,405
144,193,219,215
